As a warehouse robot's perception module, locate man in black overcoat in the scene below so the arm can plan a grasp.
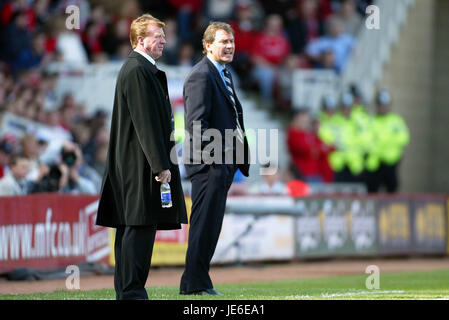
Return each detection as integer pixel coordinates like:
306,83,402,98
96,14,187,300
180,22,250,295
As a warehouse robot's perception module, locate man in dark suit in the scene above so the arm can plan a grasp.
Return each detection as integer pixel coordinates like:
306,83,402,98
180,22,250,295
96,14,187,300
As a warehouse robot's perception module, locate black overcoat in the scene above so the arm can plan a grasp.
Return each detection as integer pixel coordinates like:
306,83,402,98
96,51,188,229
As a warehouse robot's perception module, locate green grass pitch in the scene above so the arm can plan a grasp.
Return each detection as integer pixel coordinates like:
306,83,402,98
1,268,449,300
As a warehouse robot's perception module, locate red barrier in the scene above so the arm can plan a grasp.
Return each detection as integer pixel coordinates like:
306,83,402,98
0,194,108,273
1,193,446,273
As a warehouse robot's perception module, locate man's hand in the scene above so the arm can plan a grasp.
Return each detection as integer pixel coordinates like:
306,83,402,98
155,169,171,183
35,164,50,182
58,164,69,190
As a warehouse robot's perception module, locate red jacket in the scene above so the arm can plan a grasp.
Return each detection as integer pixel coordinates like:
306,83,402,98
287,127,333,182
252,32,291,65
230,21,259,55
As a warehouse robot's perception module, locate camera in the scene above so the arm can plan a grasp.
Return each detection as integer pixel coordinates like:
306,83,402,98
34,165,62,192
61,149,77,167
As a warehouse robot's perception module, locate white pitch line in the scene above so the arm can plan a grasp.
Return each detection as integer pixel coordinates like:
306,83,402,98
286,290,405,299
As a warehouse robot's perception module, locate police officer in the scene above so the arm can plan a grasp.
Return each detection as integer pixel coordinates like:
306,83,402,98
365,89,409,193
318,93,364,183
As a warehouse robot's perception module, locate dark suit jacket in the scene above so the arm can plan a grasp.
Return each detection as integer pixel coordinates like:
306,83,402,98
96,51,188,229
183,56,250,178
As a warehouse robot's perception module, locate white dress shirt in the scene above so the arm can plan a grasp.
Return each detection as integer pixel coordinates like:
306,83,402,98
134,49,156,66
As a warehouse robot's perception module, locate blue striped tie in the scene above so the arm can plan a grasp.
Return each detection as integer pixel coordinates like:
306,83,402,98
222,68,244,144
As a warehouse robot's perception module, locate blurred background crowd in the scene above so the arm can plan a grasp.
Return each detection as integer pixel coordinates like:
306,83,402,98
0,0,410,197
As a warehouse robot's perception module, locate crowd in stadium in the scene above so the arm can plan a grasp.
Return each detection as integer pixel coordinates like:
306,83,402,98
0,0,409,197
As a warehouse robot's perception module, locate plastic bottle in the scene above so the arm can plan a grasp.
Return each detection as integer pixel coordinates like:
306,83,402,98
160,182,172,208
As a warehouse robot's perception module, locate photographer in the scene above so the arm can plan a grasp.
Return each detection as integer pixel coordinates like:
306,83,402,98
33,141,97,195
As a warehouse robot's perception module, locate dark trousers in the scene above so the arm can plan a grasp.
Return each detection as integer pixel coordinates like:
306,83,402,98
366,162,399,193
335,166,364,184
180,164,236,293
114,225,157,300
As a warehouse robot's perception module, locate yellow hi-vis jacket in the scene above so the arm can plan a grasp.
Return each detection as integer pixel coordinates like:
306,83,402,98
318,111,365,175
365,112,409,171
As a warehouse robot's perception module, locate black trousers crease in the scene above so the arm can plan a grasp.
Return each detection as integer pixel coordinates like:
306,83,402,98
114,225,157,300
180,164,236,293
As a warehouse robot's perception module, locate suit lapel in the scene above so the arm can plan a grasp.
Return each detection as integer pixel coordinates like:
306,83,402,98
204,57,236,108
203,57,246,131
130,51,167,94
130,51,158,73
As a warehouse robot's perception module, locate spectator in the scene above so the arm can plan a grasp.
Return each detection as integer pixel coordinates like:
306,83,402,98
113,40,132,61
31,161,68,193
311,116,334,182
33,0,52,28
0,10,31,66
81,116,109,167
258,0,295,20
92,142,108,177
174,41,194,66
229,0,263,89
81,21,105,61
34,141,97,194
89,4,108,35
159,17,180,65
0,0,35,28
284,0,324,55
316,0,335,21
315,49,336,69
202,0,236,25
169,0,203,42
0,139,14,179
118,0,140,22
61,141,99,193
287,108,330,182
39,71,59,111
251,14,291,108
306,16,354,73
43,106,73,140
13,31,52,73
56,29,89,65
59,94,78,131
335,0,363,37
20,134,41,180
0,153,32,196
102,18,131,60
0,69,9,105
55,10,89,66
86,124,108,165
249,163,288,195
275,54,302,110
71,121,92,157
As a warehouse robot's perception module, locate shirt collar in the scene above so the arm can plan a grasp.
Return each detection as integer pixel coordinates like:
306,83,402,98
207,55,226,74
134,49,156,66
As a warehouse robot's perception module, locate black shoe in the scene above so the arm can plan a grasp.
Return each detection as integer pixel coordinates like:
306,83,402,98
180,288,223,296
198,288,223,296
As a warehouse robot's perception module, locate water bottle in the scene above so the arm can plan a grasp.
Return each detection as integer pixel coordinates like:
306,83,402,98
160,182,172,208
